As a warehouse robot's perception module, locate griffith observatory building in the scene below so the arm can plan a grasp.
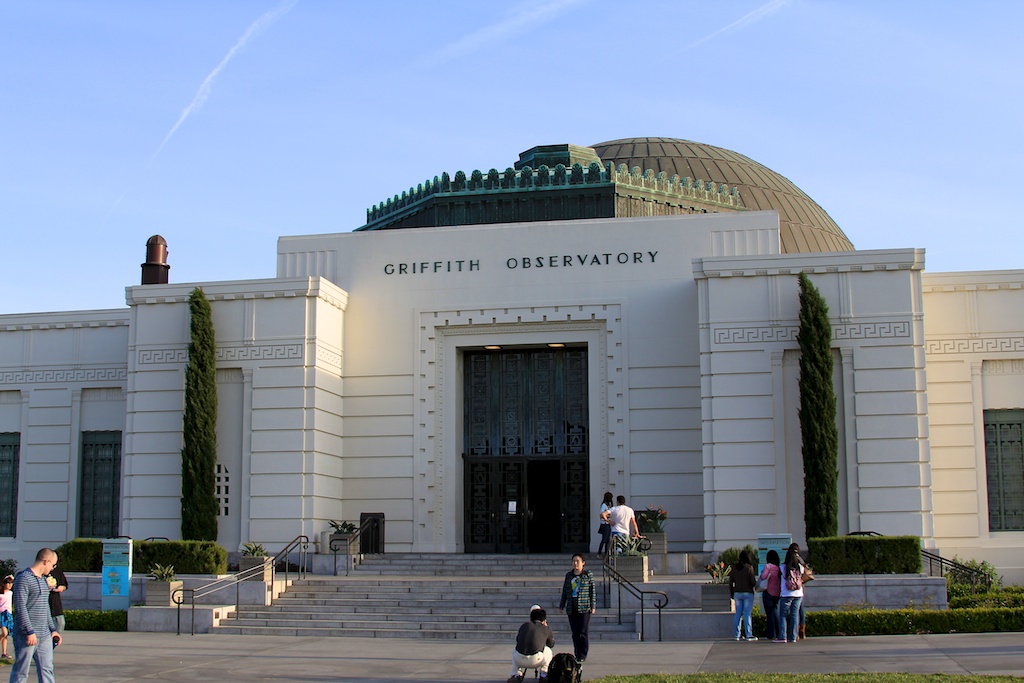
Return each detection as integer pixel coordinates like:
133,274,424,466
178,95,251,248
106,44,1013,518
2,138,1023,581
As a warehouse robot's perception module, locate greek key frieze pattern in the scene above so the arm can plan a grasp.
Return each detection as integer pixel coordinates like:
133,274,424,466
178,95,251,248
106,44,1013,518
928,337,1024,355
138,344,304,365
714,321,911,345
137,348,187,364
0,367,128,385
218,344,303,362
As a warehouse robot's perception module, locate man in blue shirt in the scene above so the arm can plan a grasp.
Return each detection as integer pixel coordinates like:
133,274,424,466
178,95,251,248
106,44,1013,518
9,548,62,683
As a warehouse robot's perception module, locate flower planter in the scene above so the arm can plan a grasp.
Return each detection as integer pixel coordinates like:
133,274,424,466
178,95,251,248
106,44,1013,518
145,580,183,607
701,583,734,612
645,532,667,556
238,556,272,582
613,555,648,583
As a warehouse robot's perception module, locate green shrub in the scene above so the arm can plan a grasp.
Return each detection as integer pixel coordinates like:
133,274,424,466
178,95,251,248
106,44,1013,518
65,609,127,631
54,539,103,572
805,607,1024,636
947,554,1001,593
134,540,227,574
0,557,16,576
949,591,1024,609
55,539,227,574
718,544,758,568
808,535,920,574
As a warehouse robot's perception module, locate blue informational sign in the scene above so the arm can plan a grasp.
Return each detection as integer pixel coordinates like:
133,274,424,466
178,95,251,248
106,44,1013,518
757,533,792,573
101,538,133,611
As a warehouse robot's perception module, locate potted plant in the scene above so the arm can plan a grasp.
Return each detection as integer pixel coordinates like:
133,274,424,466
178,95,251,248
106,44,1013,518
145,563,182,607
701,560,734,612
239,542,271,582
611,535,649,583
636,504,668,556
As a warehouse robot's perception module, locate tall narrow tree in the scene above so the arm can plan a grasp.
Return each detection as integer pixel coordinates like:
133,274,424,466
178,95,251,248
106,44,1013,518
797,272,839,539
181,287,219,541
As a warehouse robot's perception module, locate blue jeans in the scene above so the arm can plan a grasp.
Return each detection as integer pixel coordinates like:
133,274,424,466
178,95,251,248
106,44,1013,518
761,592,780,640
779,596,803,643
10,632,55,683
733,592,754,638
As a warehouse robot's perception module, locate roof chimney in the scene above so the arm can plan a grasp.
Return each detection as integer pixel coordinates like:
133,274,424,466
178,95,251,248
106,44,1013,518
141,235,169,285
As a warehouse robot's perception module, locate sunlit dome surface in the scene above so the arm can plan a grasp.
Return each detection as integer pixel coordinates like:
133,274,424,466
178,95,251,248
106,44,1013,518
592,137,854,253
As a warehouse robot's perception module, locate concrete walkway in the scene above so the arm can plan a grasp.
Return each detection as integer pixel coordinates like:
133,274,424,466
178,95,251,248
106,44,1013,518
7,631,1024,682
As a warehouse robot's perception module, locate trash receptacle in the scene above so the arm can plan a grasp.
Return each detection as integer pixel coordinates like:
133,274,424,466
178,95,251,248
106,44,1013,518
359,512,385,554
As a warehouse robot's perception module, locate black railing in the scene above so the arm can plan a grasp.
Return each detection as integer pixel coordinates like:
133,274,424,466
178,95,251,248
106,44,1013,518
330,516,383,575
600,538,668,642
848,530,992,592
173,534,310,635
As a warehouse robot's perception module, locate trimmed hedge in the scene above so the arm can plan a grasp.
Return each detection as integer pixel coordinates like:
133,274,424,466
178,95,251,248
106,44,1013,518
950,592,1024,609
808,535,921,574
752,607,1024,637
65,609,127,631
55,539,227,574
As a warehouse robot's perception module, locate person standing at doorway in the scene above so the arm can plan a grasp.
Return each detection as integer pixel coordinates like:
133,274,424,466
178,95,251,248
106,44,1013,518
558,554,595,665
9,548,62,683
601,495,639,553
597,492,614,557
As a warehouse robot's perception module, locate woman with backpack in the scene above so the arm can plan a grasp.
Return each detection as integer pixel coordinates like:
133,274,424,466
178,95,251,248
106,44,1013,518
776,546,804,643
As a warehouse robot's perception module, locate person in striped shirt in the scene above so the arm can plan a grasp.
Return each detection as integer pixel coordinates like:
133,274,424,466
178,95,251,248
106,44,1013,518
9,548,62,683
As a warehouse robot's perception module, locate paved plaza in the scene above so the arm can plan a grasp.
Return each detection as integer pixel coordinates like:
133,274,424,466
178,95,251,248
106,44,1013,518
5,631,1024,682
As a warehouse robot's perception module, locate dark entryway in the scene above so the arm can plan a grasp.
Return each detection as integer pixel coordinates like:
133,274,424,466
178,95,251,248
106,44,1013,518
463,347,589,554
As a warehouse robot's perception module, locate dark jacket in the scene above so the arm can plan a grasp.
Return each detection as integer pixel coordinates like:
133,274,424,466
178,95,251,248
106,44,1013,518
48,566,68,616
516,619,555,655
728,562,757,596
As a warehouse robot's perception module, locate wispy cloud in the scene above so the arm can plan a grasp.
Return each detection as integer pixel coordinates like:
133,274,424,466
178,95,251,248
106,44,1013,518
422,0,588,68
151,0,298,160
684,0,792,51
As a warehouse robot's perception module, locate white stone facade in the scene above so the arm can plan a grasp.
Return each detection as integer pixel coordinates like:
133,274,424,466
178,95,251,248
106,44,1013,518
1,212,1023,582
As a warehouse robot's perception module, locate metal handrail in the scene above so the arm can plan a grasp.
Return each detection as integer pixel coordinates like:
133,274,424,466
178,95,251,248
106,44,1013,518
330,516,380,575
600,538,669,642
173,534,310,635
848,530,992,592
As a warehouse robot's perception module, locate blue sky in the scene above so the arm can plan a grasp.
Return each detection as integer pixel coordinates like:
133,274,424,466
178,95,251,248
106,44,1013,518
3,1,1022,314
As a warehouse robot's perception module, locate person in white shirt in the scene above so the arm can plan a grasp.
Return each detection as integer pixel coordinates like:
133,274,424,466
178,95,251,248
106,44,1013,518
600,495,639,552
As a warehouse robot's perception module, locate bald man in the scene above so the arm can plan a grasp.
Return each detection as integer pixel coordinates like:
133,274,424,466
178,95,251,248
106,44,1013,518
9,548,62,683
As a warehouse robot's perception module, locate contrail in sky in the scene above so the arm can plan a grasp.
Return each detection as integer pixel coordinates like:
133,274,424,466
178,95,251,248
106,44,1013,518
151,0,298,160
684,0,792,51
424,0,588,68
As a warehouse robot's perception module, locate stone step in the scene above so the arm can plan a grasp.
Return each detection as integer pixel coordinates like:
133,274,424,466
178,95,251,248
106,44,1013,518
212,623,638,641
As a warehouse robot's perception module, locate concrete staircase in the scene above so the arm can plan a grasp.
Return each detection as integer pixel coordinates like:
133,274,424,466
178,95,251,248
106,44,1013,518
214,553,638,641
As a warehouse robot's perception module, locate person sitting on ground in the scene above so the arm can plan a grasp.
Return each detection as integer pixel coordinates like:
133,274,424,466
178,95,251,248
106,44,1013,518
509,605,555,683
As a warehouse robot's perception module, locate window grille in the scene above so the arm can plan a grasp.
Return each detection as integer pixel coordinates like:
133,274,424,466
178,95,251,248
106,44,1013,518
0,433,19,537
79,431,122,538
985,410,1024,531
216,463,230,516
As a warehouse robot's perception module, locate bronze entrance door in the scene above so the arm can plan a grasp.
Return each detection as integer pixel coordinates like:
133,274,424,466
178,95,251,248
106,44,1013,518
463,348,589,554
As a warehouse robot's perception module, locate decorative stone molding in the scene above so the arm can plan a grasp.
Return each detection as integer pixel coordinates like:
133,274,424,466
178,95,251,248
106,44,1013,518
138,343,304,365
927,337,1024,355
82,387,125,401
0,367,127,384
316,346,343,372
713,321,911,346
416,303,622,547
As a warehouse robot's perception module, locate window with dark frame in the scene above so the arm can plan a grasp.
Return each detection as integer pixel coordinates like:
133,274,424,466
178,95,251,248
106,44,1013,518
985,409,1024,531
0,432,19,537
79,430,122,538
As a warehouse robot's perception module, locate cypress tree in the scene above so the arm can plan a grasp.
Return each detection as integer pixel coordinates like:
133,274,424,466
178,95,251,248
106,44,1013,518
797,272,839,539
181,287,219,541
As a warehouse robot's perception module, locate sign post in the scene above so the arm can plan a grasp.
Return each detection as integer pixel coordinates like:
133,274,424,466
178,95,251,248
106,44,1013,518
757,533,792,573
101,537,132,611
